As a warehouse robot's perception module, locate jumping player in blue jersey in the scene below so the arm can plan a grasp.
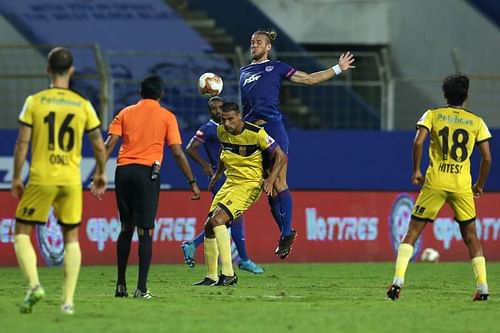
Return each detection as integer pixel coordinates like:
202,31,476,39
240,29,355,259
181,96,264,274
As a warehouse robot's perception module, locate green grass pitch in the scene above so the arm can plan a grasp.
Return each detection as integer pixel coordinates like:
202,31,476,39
1,262,498,333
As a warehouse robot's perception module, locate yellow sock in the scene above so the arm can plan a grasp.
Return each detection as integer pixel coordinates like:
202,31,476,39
471,256,487,286
63,242,81,306
204,237,219,281
393,243,414,285
213,225,234,277
14,234,40,288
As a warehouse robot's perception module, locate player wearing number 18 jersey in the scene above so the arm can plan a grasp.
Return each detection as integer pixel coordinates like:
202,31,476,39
415,106,490,194
387,74,492,302
11,47,107,314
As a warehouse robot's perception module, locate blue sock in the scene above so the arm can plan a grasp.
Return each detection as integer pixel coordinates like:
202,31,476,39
192,231,205,248
268,195,283,232
230,216,248,262
278,189,293,237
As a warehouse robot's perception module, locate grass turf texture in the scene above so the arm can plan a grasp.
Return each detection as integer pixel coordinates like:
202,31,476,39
1,263,498,333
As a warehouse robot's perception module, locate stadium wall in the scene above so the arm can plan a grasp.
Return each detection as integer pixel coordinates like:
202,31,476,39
1,190,500,266
1,129,499,191
250,0,500,130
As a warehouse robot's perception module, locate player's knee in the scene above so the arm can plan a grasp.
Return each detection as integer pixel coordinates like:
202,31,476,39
463,233,478,246
62,225,80,243
204,222,214,237
210,215,226,227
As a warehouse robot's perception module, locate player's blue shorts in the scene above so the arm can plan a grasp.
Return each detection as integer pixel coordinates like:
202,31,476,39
262,120,288,171
263,120,289,154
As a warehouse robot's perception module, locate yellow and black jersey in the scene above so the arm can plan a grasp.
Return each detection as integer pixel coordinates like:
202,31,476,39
18,87,101,185
217,122,277,182
417,106,491,193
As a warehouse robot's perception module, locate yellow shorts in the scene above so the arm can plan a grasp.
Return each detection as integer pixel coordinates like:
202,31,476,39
15,183,83,225
209,179,262,221
412,185,476,223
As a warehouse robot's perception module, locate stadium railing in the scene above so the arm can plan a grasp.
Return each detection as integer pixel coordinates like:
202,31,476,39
14,45,500,130
388,74,500,129
0,44,110,129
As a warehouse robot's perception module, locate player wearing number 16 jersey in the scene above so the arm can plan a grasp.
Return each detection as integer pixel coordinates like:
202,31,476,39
11,47,107,314
387,74,492,302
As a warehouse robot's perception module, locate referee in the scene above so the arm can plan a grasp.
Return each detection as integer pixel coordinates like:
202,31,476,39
104,75,200,299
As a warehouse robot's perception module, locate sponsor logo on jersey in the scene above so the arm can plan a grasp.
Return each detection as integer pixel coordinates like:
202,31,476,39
437,113,473,125
243,74,261,86
265,66,274,72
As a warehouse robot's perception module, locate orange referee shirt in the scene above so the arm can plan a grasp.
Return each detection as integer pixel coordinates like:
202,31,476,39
109,99,182,166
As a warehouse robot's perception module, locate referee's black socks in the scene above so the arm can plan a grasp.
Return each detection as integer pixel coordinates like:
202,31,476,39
137,232,153,292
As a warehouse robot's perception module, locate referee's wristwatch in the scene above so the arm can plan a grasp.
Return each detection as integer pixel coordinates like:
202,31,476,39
187,178,197,185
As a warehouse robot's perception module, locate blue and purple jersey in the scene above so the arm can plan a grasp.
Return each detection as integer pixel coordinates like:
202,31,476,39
192,119,220,173
192,119,225,193
240,60,296,123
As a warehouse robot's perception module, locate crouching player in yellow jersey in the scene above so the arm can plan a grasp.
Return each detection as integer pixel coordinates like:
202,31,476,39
193,102,286,286
387,74,492,301
11,47,107,314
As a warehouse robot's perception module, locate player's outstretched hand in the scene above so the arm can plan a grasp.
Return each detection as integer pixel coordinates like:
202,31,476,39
90,173,107,200
338,52,356,72
11,178,24,199
472,183,483,199
191,183,201,200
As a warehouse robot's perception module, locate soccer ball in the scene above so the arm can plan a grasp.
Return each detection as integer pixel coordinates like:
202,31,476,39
198,72,223,97
420,248,440,262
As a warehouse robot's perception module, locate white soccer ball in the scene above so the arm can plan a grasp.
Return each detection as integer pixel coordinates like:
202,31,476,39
197,72,223,97
420,248,440,262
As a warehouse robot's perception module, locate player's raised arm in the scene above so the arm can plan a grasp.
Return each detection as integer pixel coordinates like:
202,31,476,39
289,52,356,85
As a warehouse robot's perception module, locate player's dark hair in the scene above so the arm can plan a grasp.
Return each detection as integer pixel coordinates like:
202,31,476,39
208,96,224,109
47,47,73,75
140,75,164,100
254,29,277,44
221,102,240,113
442,74,469,106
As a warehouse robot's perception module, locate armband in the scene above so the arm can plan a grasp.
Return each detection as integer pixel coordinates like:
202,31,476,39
187,178,197,185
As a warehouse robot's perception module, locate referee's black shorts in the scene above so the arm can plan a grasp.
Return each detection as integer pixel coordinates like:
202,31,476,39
115,164,160,229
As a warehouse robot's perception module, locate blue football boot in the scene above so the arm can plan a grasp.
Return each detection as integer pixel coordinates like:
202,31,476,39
238,259,264,274
181,241,195,268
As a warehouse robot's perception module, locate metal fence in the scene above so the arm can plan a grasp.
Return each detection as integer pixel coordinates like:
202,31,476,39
278,51,386,129
0,44,109,129
105,50,241,129
388,75,500,130
0,45,392,130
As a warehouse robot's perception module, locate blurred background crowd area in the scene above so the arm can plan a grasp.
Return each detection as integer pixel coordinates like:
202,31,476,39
0,0,498,132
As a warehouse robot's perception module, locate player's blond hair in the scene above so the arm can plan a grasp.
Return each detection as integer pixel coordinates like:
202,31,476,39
253,29,277,44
